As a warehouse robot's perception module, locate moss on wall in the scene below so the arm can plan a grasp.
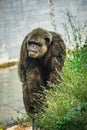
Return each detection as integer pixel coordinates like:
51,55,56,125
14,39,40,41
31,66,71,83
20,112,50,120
0,61,18,68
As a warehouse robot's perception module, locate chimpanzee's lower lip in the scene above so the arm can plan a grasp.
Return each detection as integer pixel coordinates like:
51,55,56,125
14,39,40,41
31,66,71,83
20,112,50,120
29,50,37,53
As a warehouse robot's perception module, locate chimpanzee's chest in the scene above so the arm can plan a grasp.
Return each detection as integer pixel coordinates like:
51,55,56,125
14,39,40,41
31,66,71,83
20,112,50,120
38,58,50,83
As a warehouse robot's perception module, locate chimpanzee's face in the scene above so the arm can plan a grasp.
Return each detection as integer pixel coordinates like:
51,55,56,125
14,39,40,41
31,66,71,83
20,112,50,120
27,30,52,58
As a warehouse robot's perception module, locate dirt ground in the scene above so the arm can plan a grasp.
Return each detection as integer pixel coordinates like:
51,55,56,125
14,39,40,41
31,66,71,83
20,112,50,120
6,125,32,130
3,122,40,130
3,123,32,130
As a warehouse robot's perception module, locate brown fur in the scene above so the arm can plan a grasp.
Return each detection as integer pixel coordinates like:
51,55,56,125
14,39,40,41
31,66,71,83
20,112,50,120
18,28,66,116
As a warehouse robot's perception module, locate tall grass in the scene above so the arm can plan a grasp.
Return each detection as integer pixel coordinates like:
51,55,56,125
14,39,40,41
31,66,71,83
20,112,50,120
61,9,87,49
35,10,87,130
35,44,87,130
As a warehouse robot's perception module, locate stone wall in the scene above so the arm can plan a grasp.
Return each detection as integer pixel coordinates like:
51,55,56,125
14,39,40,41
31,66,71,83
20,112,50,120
0,0,87,64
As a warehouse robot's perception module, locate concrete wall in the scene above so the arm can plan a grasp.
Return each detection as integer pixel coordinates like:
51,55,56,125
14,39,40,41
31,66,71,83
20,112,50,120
0,0,87,64
0,0,50,63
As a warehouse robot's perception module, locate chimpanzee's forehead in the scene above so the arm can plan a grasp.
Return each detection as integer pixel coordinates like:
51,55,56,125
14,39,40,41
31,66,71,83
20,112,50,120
29,34,45,43
29,40,40,44
30,29,50,38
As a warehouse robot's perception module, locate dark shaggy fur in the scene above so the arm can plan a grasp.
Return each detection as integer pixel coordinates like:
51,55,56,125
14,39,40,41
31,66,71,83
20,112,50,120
18,28,66,116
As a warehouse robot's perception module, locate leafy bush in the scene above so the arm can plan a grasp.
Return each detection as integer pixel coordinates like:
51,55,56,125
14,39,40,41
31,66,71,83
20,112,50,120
35,44,87,130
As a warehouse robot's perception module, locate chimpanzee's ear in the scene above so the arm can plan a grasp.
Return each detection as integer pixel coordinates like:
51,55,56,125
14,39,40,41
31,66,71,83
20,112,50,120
44,32,52,45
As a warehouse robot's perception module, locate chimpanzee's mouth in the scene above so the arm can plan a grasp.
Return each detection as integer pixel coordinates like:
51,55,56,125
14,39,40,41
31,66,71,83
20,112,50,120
29,50,37,53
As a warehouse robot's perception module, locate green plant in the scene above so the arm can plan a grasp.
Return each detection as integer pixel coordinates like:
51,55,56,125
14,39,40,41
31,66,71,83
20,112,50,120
61,9,87,49
17,113,31,124
55,103,87,130
35,44,87,130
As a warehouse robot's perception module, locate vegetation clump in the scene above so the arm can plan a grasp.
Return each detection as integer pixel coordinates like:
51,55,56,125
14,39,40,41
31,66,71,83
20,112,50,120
34,9,87,130
35,43,87,130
